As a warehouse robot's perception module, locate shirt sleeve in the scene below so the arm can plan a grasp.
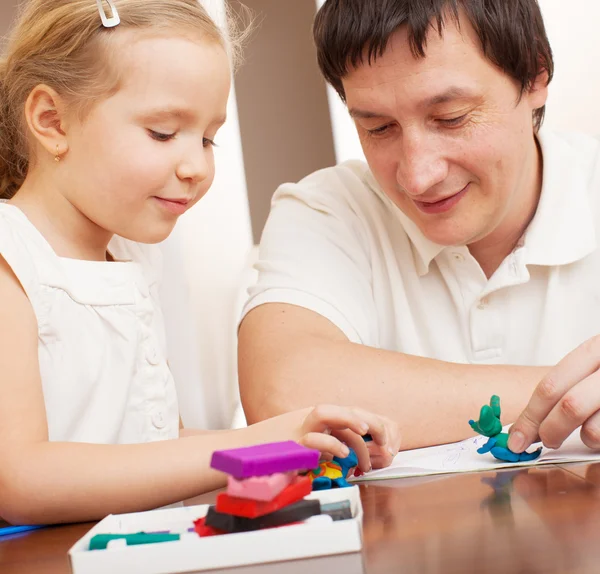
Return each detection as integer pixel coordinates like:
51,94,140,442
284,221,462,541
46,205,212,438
241,164,379,345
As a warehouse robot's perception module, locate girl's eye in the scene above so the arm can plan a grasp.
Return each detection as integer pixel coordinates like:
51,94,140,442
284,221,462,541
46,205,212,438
438,114,468,127
148,129,176,142
203,137,217,148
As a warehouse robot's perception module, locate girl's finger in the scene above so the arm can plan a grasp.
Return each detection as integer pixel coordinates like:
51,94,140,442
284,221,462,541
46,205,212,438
303,404,371,437
366,440,395,468
369,451,399,469
298,432,350,459
333,428,371,472
348,408,388,446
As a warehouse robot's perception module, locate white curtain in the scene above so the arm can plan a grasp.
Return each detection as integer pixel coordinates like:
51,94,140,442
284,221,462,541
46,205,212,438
159,0,253,429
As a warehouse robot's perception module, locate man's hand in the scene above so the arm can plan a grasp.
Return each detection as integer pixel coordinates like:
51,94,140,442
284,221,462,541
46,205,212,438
508,336,600,453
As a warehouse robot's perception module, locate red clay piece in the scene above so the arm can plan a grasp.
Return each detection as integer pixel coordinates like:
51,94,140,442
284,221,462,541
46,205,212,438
193,517,226,537
216,475,312,518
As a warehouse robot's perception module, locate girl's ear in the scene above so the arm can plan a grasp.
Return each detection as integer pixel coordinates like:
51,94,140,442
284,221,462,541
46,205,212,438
24,84,70,160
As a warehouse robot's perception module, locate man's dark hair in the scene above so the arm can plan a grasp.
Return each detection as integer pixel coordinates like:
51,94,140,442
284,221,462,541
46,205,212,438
313,0,553,130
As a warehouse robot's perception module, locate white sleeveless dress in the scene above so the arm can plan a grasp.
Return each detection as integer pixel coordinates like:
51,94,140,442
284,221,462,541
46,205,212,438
0,201,179,443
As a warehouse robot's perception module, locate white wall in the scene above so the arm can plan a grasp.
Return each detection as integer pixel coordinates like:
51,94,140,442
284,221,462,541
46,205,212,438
540,0,600,133
0,2,18,39
318,0,600,164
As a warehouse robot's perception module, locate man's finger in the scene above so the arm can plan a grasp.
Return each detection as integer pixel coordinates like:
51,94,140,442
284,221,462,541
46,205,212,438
509,337,600,452
508,375,564,452
538,371,600,448
580,402,600,450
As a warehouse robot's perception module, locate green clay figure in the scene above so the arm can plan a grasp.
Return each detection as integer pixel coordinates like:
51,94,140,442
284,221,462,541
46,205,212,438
469,395,542,463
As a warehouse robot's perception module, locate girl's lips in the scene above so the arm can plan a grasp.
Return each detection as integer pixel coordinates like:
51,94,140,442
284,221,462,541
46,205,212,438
414,184,469,214
154,197,190,215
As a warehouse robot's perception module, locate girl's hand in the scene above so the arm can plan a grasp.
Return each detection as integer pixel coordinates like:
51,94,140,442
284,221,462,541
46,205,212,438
364,414,402,470
270,404,401,473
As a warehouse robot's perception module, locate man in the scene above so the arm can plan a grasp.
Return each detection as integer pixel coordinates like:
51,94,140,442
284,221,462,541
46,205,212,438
238,0,600,458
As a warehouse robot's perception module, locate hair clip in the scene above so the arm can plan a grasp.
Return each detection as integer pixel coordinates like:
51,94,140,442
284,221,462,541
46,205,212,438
96,0,120,28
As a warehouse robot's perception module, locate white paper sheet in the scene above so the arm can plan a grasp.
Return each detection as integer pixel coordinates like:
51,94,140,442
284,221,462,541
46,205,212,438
354,427,600,482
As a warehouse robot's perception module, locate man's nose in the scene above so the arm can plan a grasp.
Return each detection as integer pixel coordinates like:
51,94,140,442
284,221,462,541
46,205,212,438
395,132,448,197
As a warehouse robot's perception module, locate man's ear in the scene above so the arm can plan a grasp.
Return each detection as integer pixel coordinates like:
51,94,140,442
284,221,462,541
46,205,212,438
24,84,70,160
527,68,550,111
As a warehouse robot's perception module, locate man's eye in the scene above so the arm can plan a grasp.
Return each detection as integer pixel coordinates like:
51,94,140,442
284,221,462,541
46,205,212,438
148,130,176,142
438,114,468,127
366,124,392,137
203,137,217,148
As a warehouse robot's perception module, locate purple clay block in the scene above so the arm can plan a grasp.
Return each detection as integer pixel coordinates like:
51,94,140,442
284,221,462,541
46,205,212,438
210,441,320,478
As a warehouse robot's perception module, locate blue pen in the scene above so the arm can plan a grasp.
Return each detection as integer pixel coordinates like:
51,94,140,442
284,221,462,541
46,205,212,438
0,524,46,537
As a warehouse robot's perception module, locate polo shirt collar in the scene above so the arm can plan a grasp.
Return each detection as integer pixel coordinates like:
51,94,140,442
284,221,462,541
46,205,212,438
522,129,596,266
394,209,445,276
364,171,445,276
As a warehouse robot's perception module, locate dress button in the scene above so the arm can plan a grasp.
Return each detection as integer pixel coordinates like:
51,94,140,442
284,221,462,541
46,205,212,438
152,410,167,429
477,298,488,310
146,346,160,365
452,252,464,263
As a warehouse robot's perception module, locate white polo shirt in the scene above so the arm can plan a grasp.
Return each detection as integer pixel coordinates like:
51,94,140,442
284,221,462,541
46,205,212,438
242,130,600,365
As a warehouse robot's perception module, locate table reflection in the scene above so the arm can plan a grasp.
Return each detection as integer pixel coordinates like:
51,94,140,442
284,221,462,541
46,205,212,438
360,464,600,574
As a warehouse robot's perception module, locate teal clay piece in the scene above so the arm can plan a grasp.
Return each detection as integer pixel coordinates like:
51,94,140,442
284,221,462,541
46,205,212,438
469,395,542,463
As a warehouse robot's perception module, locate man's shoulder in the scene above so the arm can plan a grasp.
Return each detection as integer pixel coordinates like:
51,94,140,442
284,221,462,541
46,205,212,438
539,129,600,208
298,159,372,185
548,129,600,150
274,160,389,214
540,129,600,170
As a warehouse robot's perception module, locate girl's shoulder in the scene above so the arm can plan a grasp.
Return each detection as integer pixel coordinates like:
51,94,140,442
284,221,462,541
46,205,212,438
0,201,51,248
0,202,53,298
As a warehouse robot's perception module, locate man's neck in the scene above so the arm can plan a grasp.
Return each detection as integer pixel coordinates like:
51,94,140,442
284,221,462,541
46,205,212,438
469,137,543,279
469,230,527,279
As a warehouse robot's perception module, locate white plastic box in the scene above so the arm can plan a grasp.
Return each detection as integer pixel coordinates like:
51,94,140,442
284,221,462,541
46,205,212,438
69,487,364,574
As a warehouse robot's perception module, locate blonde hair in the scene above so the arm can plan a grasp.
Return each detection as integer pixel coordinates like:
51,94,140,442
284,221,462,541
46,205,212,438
0,0,243,199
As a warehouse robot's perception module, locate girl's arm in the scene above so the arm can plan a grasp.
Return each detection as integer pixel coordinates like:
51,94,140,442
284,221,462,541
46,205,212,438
0,256,397,525
0,254,231,523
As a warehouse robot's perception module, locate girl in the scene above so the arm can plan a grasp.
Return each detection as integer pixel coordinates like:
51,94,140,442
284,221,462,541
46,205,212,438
0,0,400,525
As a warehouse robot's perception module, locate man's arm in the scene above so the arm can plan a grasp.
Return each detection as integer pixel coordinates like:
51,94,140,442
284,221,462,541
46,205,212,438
238,303,548,450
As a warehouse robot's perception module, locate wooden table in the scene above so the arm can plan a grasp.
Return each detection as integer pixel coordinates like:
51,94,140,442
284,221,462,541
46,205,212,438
3,462,600,574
